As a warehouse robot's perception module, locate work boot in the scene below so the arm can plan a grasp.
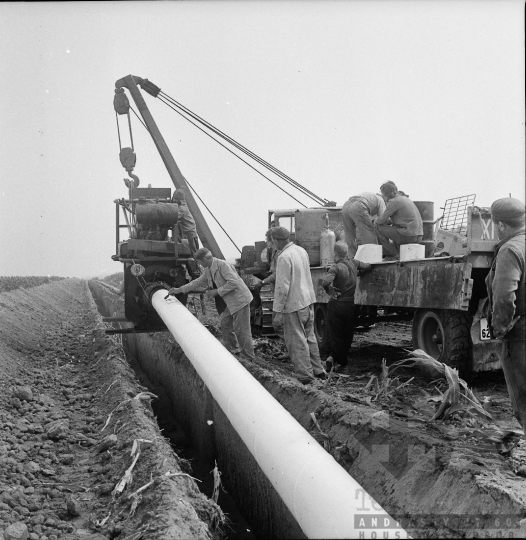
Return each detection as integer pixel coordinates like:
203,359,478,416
334,364,351,377
230,348,242,361
314,371,328,381
325,356,334,372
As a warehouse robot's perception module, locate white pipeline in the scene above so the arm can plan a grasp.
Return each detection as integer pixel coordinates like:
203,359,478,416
152,290,407,539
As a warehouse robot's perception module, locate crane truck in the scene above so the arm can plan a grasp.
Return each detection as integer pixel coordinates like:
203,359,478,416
107,75,501,378
108,75,223,333
238,200,502,377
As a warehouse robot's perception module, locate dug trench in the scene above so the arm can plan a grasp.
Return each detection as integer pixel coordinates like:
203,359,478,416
0,278,525,539
89,277,526,538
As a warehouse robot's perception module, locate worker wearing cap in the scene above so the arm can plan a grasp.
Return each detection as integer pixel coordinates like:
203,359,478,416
321,242,372,376
271,226,327,384
486,197,526,432
172,187,199,254
374,181,423,260
342,192,386,258
167,248,256,362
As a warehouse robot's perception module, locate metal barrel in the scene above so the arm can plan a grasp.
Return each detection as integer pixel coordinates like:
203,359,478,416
423,221,435,239
414,201,435,257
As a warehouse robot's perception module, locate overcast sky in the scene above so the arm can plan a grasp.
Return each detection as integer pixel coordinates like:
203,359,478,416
0,0,524,278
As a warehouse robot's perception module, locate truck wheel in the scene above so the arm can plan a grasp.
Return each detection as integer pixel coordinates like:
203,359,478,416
412,309,473,377
313,303,331,353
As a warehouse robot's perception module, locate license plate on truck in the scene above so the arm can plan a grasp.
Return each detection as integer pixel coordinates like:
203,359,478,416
480,318,493,340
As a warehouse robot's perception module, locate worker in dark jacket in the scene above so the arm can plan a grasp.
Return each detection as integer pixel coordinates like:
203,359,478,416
486,197,526,432
342,192,386,258
374,181,423,260
321,242,372,376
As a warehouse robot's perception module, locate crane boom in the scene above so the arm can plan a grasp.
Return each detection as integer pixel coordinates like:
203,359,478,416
115,75,224,259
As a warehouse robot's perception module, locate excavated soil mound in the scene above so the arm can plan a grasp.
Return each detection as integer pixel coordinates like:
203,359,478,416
0,279,223,540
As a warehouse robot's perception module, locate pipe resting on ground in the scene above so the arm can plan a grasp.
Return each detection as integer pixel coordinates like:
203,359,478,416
152,290,408,539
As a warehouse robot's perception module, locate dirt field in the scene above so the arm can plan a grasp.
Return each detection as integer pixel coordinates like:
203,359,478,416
0,279,223,540
2,277,526,539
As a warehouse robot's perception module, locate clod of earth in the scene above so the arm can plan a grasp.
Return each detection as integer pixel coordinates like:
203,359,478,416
3,521,29,540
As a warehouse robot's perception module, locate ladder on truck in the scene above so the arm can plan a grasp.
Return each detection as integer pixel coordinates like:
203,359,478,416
259,285,277,337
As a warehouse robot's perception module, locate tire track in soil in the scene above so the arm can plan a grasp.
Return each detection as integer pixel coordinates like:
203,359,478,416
0,279,223,540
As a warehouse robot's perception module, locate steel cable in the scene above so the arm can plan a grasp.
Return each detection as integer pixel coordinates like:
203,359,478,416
157,92,324,206
183,180,242,254
158,91,327,204
125,102,243,253
157,95,308,208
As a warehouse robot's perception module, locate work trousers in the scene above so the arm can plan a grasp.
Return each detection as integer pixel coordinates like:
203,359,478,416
342,200,378,258
177,202,199,252
500,339,526,433
282,306,325,383
219,304,256,361
375,224,423,257
178,201,198,237
327,301,355,367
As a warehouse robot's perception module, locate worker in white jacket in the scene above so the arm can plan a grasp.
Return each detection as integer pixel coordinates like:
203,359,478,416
271,226,327,384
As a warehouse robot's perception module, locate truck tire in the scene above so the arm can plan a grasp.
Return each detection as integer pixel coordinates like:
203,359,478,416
313,303,331,353
412,309,473,378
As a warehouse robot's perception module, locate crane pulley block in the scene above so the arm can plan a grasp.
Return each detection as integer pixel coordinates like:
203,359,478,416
114,88,130,115
119,147,136,171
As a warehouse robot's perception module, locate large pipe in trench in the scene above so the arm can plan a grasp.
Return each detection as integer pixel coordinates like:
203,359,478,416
152,289,407,539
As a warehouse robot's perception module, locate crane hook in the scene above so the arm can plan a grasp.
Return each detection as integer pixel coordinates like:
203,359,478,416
123,172,140,189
